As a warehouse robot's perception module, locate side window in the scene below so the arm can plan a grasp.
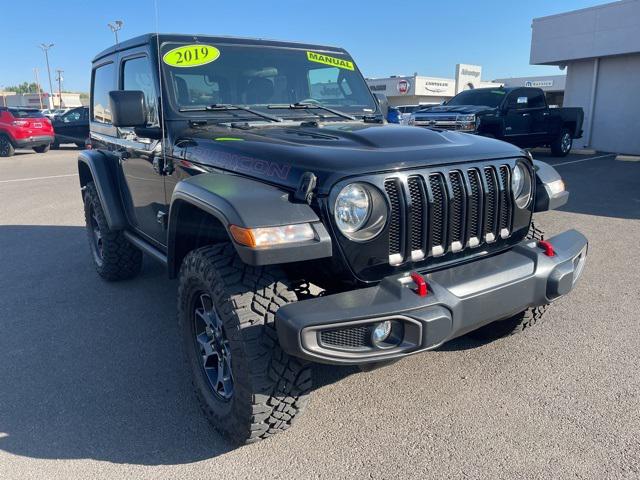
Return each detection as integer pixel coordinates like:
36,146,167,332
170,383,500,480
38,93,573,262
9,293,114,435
507,90,527,109
63,110,81,122
526,89,546,109
92,63,115,124
122,56,159,126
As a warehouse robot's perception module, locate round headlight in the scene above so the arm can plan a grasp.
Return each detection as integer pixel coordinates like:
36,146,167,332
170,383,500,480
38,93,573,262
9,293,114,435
334,183,371,234
512,163,525,198
511,162,532,208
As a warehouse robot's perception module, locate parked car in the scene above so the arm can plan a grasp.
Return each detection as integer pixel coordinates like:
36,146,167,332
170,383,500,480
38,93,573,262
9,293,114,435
409,87,584,156
43,108,72,119
386,106,401,123
51,106,89,148
396,104,436,124
78,33,587,445
0,107,54,156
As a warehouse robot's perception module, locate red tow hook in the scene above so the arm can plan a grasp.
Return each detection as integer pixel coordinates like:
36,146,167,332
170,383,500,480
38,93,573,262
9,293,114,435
538,240,556,257
410,271,429,297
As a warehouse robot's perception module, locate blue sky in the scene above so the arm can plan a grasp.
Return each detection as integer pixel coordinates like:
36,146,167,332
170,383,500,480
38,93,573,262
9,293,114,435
0,0,607,92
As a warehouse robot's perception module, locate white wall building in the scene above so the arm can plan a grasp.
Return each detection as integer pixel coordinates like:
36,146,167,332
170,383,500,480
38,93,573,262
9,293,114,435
531,0,640,154
366,64,502,107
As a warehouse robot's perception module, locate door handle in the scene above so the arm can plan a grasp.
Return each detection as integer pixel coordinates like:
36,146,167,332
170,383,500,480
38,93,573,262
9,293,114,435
522,113,530,117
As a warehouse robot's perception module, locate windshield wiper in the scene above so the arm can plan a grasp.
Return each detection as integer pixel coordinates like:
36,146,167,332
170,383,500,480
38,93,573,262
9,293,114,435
267,102,356,121
179,104,283,123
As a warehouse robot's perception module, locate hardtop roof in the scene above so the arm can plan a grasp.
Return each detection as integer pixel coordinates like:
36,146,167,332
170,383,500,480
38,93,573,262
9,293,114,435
93,33,347,63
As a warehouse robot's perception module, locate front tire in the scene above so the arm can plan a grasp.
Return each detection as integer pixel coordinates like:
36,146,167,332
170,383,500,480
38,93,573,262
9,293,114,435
83,182,142,280
0,135,15,157
551,128,572,157
178,244,312,445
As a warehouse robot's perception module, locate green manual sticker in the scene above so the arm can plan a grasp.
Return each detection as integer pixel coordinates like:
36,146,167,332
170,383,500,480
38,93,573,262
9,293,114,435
306,51,354,70
163,44,220,67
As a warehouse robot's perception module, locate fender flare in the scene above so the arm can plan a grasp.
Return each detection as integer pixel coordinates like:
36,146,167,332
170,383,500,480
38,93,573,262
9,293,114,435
533,159,569,212
167,173,332,276
77,150,128,229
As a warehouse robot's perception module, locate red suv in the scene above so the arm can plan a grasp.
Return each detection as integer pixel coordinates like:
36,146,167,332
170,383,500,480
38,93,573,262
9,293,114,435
0,107,55,157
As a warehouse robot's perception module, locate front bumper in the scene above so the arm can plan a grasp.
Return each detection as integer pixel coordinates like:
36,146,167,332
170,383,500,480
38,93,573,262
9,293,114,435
14,135,54,148
276,229,588,365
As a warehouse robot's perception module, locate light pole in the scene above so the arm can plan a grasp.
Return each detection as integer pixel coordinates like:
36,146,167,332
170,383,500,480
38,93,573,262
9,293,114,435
39,43,54,107
56,69,64,108
108,20,124,45
33,68,44,109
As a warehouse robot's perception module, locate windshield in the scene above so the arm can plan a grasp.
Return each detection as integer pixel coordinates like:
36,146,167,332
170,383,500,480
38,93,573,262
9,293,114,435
161,43,377,119
445,89,507,108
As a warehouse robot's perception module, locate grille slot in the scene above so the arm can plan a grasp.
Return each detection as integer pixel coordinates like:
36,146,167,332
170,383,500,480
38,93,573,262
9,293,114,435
407,176,426,257
428,174,446,254
467,169,483,245
498,165,512,237
483,167,499,241
384,179,402,260
448,171,465,250
383,162,518,265
320,325,370,350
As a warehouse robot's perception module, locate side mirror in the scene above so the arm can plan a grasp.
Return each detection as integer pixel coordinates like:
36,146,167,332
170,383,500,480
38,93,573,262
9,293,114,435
108,90,146,127
373,93,389,118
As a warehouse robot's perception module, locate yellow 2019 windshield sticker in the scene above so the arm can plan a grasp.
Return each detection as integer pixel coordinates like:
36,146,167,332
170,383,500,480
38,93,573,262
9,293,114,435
306,51,354,71
163,44,220,67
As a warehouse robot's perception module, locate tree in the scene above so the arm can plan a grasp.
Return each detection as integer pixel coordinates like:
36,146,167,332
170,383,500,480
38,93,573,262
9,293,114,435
2,82,42,94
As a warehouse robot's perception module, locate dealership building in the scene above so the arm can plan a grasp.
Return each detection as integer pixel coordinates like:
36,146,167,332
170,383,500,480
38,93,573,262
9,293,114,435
531,0,640,154
367,64,568,108
366,64,502,107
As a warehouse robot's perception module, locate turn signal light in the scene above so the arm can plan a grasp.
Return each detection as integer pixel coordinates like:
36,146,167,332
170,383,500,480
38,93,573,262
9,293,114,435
230,223,315,248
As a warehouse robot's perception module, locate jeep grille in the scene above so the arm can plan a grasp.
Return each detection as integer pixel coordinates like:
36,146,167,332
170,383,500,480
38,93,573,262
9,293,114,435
384,164,514,265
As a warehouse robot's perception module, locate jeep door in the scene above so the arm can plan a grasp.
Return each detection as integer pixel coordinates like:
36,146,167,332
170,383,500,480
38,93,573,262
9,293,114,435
116,52,167,245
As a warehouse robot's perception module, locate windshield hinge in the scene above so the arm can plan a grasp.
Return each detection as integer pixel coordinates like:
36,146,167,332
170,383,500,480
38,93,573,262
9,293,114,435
293,172,317,205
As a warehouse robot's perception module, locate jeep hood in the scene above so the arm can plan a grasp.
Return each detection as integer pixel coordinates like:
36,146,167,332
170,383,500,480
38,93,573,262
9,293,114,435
178,121,522,194
414,105,497,115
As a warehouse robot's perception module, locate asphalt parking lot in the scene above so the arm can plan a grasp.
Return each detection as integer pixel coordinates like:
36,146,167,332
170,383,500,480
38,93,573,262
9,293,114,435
1,147,639,479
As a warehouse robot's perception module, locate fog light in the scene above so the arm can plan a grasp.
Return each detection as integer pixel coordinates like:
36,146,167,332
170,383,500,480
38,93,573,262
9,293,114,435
371,321,392,344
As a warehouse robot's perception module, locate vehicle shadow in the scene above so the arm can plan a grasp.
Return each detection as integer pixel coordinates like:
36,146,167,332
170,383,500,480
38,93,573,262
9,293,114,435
532,152,640,220
0,225,355,465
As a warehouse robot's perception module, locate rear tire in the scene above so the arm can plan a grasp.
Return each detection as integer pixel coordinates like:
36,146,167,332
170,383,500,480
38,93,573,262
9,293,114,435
178,243,312,445
551,128,572,157
33,144,50,153
0,135,15,157
83,182,142,281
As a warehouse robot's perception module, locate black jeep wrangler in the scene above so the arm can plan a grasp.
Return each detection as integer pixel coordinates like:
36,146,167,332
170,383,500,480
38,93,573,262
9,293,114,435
79,34,588,445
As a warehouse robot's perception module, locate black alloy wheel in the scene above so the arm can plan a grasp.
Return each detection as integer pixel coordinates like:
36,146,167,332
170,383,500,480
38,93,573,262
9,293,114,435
192,292,234,400
87,202,104,267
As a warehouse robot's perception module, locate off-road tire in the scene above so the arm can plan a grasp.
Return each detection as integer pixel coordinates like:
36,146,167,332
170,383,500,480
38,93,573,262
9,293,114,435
550,128,572,157
83,182,142,280
178,243,312,445
468,222,549,340
0,135,15,157
33,144,50,153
